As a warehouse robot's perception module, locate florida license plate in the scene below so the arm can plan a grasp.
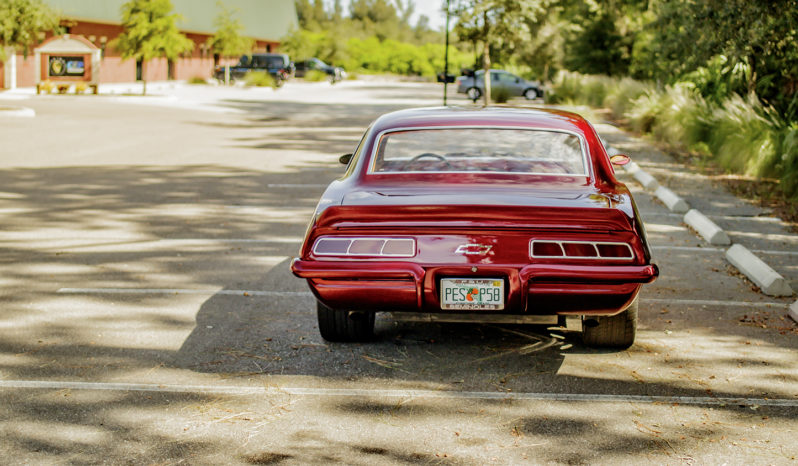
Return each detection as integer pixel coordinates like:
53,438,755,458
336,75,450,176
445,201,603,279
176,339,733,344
440,278,505,310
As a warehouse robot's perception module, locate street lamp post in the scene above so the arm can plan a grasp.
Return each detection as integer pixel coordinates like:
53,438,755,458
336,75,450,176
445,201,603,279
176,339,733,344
443,0,451,106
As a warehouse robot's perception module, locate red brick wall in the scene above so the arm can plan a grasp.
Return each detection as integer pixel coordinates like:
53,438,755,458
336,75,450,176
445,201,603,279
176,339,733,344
0,61,4,88
17,55,37,87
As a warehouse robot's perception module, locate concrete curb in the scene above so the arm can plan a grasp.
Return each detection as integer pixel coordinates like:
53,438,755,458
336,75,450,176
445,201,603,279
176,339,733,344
633,169,660,191
654,186,690,213
726,244,794,297
789,301,798,323
0,106,34,117
623,161,641,175
608,144,793,301
684,209,731,245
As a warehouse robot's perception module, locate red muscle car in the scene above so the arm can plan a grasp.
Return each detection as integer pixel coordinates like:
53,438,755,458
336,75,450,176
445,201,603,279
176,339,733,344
291,107,658,348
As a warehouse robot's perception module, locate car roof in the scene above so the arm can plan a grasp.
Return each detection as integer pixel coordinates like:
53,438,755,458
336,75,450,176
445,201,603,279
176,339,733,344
369,106,592,135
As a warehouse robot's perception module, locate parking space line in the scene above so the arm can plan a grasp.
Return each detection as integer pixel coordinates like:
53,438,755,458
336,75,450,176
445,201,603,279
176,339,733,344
643,298,788,309
652,245,798,257
55,288,788,309
57,288,312,297
0,380,795,407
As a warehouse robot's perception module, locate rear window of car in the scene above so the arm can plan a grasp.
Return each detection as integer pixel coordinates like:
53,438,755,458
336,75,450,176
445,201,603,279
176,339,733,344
370,128,587,175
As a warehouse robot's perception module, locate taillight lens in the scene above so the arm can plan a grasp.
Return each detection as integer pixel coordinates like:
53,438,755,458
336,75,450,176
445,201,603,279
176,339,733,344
530,240,633,260
313,237,416,257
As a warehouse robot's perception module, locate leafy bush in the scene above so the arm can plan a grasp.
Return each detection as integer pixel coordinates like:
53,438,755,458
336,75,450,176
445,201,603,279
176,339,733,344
244,71,276,88
492,86,511,104
74,82,88,94
303,70,328,82
551,70,798,199
187,76,207,85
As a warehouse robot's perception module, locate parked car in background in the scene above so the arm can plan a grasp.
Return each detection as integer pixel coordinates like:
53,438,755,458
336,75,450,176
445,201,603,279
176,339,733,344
294,58,346,83
214,53,294,86
291,106,658,348
457,69,544,102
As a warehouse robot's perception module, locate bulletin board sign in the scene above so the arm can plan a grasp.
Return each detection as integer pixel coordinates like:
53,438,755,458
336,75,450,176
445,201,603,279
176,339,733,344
49,56,86,77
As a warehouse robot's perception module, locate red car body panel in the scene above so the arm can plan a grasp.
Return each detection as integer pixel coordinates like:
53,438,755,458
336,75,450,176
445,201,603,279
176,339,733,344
291,107,658,316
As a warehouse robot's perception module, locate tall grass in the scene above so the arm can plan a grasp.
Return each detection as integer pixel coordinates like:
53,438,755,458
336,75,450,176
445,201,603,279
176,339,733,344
550,71,798,199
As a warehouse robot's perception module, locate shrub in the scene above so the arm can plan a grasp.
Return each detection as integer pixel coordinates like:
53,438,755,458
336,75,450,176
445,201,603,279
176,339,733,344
187,76,207,85
244,71,276,88
74,82,88,94
551,70,798,199
56,83,70,94
303,70,328,82
492,86,511,104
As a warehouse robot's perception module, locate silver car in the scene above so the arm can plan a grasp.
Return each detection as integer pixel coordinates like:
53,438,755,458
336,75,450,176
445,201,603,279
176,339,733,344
456,69,543,102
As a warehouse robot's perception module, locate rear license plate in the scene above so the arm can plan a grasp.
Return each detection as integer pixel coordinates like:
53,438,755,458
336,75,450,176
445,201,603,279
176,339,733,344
440,278,505,310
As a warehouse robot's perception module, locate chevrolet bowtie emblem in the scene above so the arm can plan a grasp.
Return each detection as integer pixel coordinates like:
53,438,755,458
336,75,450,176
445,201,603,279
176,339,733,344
455,244,493,255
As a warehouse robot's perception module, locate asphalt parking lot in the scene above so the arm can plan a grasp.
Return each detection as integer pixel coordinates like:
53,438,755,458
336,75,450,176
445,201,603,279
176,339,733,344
1,80,796,464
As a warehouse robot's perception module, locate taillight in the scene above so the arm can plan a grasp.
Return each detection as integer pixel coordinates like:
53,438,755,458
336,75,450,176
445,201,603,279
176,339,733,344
313,237,416,257
530,240,633,260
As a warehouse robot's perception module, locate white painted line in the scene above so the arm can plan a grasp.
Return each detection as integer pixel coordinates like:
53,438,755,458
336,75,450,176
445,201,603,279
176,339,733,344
651,245,724,253
654,186,689,213
651,245,798,257
641,212,786,224
57,288,313,297
789,301,798,324
55,288,788,309
265,183,328,188
0,380,795,407
633,169,660,191
725,244,794,297
684,209,731,245
643,298,788,309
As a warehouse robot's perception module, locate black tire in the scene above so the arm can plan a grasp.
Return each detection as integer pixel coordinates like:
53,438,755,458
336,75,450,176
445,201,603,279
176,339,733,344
466,87,482,102
582,297,638,348
317,300,374,342
524,88,538,100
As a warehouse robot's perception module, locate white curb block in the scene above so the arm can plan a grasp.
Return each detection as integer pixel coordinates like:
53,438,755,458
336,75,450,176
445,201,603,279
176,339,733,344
789,301,798,323
623,161,641,175
684,209,731,245
0,106,34,117
726,244,794,297
654,186,690,213
633,170,660,191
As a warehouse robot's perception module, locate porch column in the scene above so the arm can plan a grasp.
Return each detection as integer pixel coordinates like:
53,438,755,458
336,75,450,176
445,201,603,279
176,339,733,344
3,47,16,89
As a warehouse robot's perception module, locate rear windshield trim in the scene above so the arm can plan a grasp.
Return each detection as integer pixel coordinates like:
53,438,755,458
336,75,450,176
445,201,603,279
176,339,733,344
366,125,591,177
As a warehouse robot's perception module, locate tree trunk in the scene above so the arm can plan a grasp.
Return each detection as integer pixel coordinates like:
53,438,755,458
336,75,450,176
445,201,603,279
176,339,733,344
482,11,491,105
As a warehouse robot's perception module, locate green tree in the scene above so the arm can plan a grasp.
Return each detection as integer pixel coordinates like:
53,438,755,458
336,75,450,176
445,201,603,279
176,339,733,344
454,0,547,104
207,1,252,58
113,0,193,95
207,1,253,84
643,0,798,118
0,0,60,61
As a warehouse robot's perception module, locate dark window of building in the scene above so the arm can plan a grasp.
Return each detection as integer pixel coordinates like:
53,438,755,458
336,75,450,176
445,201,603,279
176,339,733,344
167,59,175,80
213,53,219,66
136,59,143,81
266,44,272,53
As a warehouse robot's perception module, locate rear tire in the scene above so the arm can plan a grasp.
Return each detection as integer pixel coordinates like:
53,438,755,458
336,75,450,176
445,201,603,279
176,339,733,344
582,297,638,348
317,300,374,342
467,87,482,102
524,88,538,100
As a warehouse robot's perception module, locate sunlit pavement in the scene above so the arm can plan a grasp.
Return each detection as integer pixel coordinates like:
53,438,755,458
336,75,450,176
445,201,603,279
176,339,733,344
0,80,796,464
